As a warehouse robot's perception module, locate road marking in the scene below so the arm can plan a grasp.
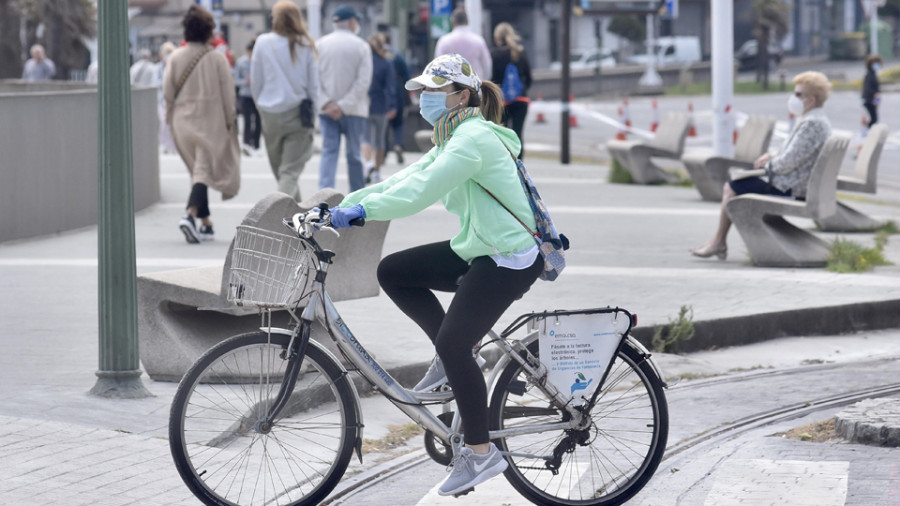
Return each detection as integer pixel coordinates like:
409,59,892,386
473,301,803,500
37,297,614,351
0,258,221,268
0,262,897,290
704,459,848,506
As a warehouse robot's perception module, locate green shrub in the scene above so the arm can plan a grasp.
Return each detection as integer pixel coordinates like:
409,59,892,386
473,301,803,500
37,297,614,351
607,158,633,184
826,236,891,273
651,305,695,353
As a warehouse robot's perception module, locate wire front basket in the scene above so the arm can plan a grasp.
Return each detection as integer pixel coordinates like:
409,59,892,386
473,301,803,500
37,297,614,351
227,225,315,308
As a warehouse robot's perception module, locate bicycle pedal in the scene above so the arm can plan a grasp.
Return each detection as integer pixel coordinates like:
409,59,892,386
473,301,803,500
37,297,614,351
453,487,475,497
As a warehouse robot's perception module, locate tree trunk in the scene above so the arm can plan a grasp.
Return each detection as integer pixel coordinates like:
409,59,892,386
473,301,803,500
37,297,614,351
0,0,23,78
759,26,770,90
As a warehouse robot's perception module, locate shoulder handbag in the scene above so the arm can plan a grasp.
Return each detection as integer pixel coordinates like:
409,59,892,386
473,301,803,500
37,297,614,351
299,99,314,128
478,153,570,281
174,48,212,99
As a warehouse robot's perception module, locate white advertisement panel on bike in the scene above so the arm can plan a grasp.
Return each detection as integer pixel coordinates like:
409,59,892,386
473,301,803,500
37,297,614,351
537,312,628,405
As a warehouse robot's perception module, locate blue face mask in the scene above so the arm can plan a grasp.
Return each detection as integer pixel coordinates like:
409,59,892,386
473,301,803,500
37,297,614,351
419,90,463,125
872,63,881,73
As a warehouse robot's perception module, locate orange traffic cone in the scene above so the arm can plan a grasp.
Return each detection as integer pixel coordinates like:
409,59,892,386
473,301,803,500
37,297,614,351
568,93,578,127
650,98,659,132
615,106,628,140
788,112,795,132
687,101,697,137
623,97,632,132
535,111,546,123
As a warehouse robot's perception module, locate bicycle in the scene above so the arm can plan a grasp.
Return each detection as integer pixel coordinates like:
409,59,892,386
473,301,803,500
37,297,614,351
168,205,670,506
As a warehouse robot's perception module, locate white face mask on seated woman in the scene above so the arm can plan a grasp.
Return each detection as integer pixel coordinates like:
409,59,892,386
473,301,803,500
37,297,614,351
787,93,807,116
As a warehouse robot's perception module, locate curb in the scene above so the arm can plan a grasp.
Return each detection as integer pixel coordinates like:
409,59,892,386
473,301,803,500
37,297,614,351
631,298,900,353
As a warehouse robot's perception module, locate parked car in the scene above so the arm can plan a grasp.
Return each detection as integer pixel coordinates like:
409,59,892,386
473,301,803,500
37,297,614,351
549,48,616,70
625,36,701,66
735,39,783,71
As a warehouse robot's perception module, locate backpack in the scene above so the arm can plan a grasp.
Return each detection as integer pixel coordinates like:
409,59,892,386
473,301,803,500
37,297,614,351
501,62,524,103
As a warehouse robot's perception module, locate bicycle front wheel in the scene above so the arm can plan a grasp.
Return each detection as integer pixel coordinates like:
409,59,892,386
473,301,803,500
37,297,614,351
169,331,359,506
489,340,668,506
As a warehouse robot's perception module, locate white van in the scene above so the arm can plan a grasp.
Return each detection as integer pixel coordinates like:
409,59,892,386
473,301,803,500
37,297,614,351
626,36,701,66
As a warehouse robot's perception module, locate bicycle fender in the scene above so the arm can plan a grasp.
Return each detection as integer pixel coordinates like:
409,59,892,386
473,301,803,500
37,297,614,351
259,326,367,450
623,337,669,388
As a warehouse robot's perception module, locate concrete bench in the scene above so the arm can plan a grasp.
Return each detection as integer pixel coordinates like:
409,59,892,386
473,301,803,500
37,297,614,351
137,189,391,381
726,135,850,267
606,112,691,184
816,124,889,232
681,114,776,201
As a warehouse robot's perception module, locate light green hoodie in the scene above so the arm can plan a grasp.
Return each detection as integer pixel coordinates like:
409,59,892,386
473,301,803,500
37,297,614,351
340,115,537,261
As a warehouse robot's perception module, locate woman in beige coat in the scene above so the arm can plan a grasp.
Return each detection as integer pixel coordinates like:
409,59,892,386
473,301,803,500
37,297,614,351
164,5,240,243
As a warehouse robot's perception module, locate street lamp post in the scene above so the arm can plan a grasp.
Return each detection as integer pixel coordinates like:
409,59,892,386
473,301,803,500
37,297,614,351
711,1,734,158
90,0,152,399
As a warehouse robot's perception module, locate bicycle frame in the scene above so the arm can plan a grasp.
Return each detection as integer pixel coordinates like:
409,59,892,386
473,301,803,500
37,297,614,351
256,220,591,453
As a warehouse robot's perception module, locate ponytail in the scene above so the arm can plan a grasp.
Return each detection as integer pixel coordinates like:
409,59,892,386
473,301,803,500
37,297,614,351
454,80,504,125
478,81,505,125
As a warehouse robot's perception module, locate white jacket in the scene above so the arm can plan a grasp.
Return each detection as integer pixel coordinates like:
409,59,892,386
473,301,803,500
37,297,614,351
250,32,319,114
316,28,372,118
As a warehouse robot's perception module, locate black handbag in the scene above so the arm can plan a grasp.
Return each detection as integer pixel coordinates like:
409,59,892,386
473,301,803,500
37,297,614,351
299,99,314,128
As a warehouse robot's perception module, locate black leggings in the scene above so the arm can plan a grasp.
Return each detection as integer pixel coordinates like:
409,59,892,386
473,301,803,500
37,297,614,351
377,241,542,445
503,101,529,158
187,183,210,218
864,102,878,127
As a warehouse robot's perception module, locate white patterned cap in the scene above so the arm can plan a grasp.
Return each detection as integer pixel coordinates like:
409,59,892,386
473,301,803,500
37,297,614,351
405,53,482,92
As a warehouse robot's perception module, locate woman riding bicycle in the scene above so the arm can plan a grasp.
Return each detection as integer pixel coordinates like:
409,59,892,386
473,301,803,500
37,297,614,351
328,53,542,496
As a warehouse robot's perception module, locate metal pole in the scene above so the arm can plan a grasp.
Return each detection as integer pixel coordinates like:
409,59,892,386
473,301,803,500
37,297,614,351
637,13,662,89
560,0,571,164
870,1,879,56
90,0,152,399
308,0,321,40
711,0,734,158
464,0,482,40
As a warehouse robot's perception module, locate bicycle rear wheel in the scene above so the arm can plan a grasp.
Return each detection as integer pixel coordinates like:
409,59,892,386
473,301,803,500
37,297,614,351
489,340,668,506
169,331,359,506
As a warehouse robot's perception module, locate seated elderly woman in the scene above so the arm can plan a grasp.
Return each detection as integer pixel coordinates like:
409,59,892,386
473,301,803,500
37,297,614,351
691,71,832,260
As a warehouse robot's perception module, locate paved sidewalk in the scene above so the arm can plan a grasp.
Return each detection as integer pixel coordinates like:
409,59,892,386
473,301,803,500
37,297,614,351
1,137,900,504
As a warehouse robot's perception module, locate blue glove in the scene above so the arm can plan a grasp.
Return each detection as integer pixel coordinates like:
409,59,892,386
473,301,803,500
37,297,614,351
330,204,366,229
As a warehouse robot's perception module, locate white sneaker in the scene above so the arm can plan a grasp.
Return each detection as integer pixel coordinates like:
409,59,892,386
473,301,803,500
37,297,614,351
438,444,508,496
413,353,487,392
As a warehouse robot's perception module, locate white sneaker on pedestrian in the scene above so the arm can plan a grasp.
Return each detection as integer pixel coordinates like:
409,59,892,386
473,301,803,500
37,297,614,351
438,443,508,496
178,214,201,244
413,353,487,392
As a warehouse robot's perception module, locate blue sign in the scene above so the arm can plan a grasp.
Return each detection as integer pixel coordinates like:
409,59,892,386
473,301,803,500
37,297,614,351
431,0,452,16
663,0,678,19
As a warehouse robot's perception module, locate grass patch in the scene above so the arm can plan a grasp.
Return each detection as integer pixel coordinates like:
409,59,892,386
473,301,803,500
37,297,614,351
774,418,838,443
826,230,892,273
607,158,634,184
361,423,423,453
878,220,899,235
665,80,790,96
651,305,695,353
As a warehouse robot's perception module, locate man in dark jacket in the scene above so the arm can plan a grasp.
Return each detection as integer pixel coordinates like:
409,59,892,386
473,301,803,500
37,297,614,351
862,54,882,127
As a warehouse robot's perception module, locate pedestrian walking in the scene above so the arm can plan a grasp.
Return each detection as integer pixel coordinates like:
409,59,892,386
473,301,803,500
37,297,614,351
234,38,262,153
383,32,411,164
163,4,241,244
316,5,372,193
490,22,532,158
157,42,178,154
434,7,491,79
361,33,397,185
691,71,832,260
130,49,158,86
862,54,882,127
251,2,319,201
329,53,538,496
22,44,55,81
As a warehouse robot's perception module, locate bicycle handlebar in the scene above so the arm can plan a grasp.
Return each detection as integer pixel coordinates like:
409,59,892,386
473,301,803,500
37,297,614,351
283,203,364,239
